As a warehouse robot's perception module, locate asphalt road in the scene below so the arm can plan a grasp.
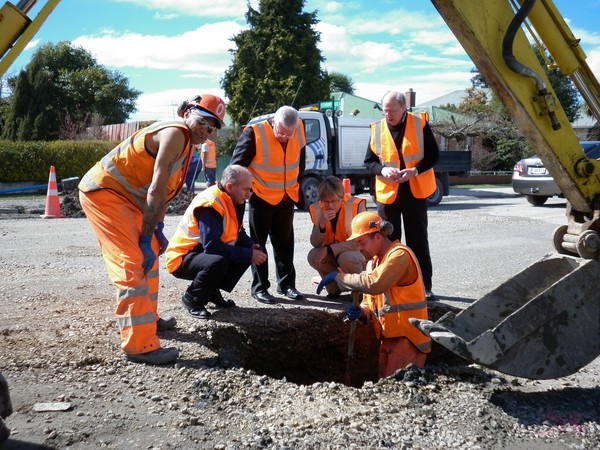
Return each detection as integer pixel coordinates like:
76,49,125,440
0,185,568,306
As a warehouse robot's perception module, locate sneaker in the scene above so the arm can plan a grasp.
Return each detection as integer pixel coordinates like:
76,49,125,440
156,315,177,331
124,347,178,365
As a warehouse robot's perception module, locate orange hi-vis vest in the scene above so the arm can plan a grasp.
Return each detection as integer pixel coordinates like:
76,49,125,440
79,120,193,211
362,241,431,353
165,185,240,273
309,194,366,245
203,140,217,169
247,119,306,205
370,112,436,203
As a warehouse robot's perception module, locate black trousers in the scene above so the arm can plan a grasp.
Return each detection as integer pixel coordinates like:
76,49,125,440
377,184,433,291
172,252,250,304
248,194,296,294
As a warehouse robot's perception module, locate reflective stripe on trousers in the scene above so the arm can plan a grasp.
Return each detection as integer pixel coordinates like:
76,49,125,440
79,189,161,355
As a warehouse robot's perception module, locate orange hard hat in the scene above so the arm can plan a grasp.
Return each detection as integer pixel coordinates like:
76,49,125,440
348,211,384,240
177,94,226,128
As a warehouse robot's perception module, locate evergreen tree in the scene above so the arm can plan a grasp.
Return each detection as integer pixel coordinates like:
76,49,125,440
221,0,329,126
3,41,140,141
326,71,355,95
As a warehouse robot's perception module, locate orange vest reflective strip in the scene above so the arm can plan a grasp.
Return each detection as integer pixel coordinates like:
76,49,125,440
204,140,217,168
78,120,193,210
165,185,239,273
247,120,306,205
362,242,431,352
371,113,436,203
309,195,365,245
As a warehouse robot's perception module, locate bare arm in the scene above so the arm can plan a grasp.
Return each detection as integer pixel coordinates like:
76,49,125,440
141,127,187,235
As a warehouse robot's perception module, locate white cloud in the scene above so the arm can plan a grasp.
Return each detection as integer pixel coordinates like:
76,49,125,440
325,2,343,13
113,0,249,18
72,21,245,75
131,87,227,122
24,39,39,51
153,12,178,20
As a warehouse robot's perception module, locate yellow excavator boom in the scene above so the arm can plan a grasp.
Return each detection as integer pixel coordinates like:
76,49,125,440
0,0,61,78
412,0,600,379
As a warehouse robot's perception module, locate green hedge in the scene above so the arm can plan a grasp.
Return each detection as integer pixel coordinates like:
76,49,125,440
0,140,118,183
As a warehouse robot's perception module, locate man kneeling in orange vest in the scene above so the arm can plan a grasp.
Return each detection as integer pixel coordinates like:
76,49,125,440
317,211,431,379
165,165,267,319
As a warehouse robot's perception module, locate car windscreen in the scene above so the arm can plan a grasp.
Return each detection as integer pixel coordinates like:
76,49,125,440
582,142,600,159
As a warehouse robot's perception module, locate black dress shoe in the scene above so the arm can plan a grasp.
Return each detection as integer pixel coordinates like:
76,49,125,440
181,293,212,319
277,287,303,300
211,291,236,308
252,290,276,304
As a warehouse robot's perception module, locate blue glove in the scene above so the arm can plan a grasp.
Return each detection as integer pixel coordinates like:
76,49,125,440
347,305,364,321
316,271,338,295
139,235,156,274
154,222,169,255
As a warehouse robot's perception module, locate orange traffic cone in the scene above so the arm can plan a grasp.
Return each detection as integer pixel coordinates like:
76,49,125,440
343,178,351,195
41,166,64,219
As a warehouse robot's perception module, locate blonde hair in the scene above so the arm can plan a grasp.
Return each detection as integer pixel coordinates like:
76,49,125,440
318,176,344,200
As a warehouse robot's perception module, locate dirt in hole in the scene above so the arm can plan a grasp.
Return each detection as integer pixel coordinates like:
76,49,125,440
197,306,468,387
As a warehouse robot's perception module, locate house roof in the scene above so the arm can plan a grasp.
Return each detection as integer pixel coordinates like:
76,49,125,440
411,105,473,125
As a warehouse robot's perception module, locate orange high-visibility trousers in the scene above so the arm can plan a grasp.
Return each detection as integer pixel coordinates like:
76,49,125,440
378,336,427,379
79,189,161,355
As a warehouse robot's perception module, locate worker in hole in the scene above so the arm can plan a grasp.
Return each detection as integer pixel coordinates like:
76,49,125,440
317,211,431,378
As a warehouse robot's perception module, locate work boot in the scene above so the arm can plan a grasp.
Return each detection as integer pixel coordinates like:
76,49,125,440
181,292,212,319
156,315,177,331
124,347,178,365
211,291,236,308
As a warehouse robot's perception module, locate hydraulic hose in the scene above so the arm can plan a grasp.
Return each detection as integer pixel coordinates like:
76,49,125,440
502,0,561,130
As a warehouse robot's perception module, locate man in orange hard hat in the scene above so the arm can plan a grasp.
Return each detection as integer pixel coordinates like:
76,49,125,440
317,211,431,379
79,94,226,365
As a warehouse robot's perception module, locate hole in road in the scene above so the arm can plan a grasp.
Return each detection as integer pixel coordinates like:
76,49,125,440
205,304,464,387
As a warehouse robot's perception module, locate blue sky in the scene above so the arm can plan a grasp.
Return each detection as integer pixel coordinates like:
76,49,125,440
5,0,600,122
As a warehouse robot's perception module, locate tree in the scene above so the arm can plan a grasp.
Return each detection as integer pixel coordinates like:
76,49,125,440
534,47,581,123
3,41,140,141
221,0,329,126
326,71,355,95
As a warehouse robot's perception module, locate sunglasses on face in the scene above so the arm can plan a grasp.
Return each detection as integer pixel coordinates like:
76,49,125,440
196,117,216,134
189,111,217,133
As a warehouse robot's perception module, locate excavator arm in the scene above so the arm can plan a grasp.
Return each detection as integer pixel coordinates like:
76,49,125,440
411,0,600,379
0,0,61,79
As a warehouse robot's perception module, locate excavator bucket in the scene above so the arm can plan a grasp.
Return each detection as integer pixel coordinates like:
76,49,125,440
411,253,600,379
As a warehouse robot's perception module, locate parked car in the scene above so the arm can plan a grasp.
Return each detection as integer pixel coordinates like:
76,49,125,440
512,141,600,206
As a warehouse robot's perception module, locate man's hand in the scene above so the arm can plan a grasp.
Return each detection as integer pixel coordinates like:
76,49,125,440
396,168,418,183
380,166,401,184
347,305,364,321
251,244,267,265
154,222,169,255
139,235,156,274
316,271,338,294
